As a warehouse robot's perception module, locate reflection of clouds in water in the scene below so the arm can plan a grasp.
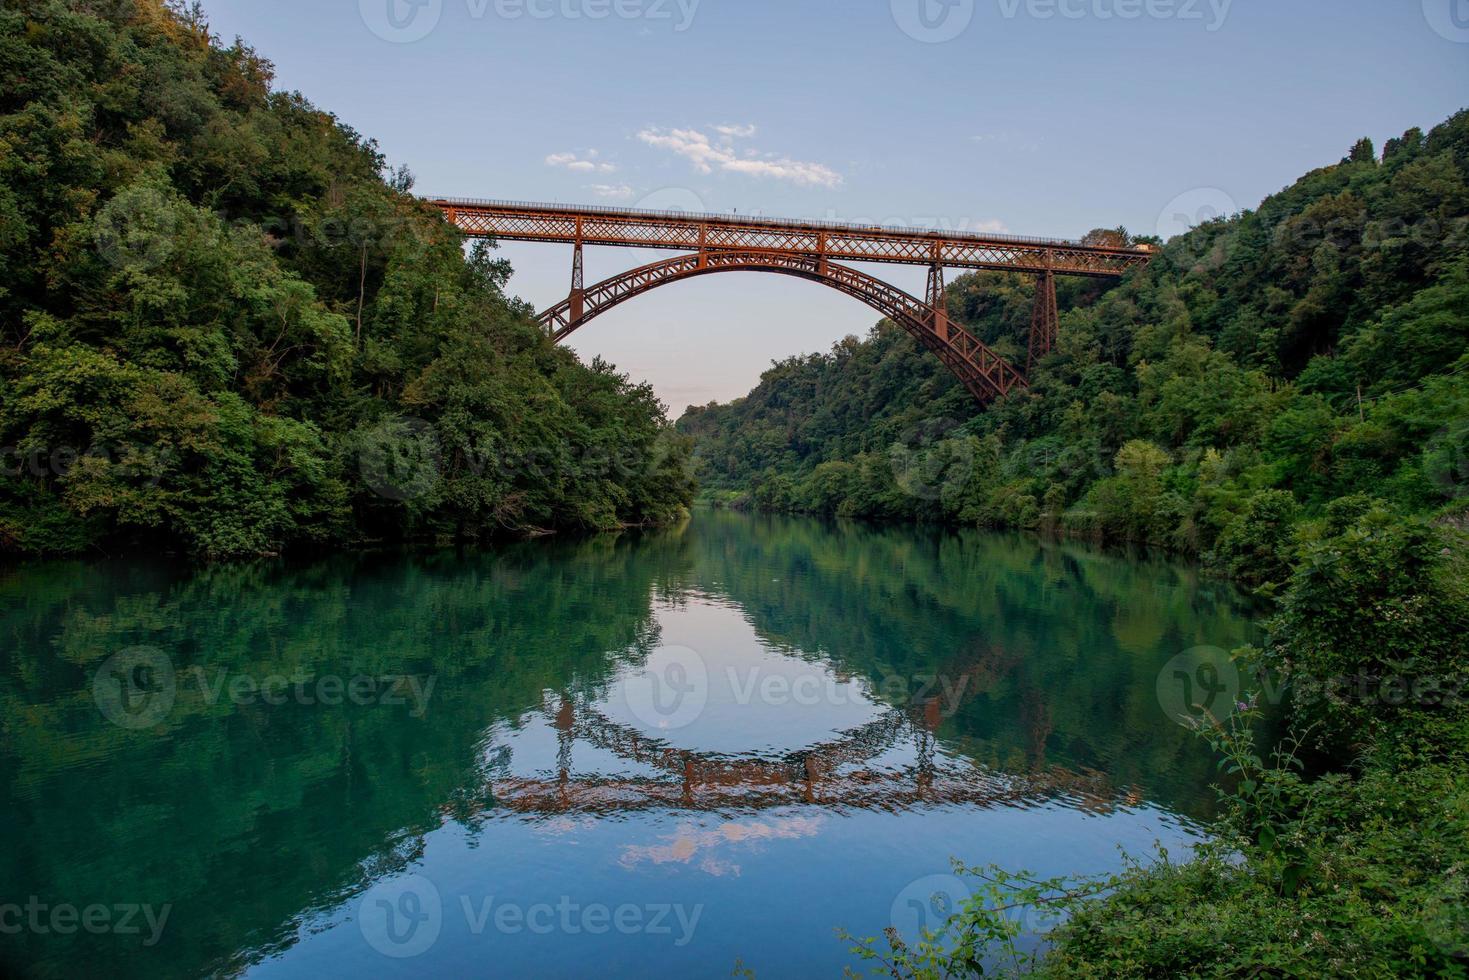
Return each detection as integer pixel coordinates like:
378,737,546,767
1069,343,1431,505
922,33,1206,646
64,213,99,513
599,598,886,757
618,815,826,876
531,815,601,837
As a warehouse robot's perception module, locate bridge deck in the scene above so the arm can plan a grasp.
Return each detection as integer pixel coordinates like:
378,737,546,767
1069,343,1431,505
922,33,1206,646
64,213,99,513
427,198,1153,278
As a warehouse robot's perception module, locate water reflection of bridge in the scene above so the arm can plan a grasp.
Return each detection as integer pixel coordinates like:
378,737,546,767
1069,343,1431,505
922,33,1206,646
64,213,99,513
458,650,1133,818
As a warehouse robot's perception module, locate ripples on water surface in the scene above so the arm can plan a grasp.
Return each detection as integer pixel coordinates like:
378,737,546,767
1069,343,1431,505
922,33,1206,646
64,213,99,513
0,511,1261,978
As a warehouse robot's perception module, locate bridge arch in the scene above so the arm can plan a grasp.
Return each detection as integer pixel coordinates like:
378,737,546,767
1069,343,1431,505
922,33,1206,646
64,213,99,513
538,250,1029,403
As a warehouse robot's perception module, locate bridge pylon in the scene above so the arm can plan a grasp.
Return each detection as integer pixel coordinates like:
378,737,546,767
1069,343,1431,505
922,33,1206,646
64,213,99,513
1028,268,1058,373
926,262,948,343
568,219,585,329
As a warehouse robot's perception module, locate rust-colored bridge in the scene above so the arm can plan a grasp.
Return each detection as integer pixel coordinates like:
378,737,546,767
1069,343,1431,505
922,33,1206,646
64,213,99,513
428,198,1155,403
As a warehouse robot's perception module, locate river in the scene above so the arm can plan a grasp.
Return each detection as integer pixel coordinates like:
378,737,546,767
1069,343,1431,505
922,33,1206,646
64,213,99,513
0,510,1261,978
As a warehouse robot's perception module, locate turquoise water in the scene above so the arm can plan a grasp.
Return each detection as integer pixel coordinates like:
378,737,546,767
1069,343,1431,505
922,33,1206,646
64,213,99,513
0,511,1260,978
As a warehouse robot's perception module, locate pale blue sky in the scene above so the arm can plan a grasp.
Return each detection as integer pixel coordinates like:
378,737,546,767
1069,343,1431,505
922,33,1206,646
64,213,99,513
202,0,1468,412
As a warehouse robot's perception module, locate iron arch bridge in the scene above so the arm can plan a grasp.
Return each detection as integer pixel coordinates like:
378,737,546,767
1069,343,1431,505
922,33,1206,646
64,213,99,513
427,198,1155,404
444,643,1126,818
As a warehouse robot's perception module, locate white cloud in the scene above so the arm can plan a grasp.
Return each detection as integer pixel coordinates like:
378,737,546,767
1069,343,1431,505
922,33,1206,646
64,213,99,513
636,126,842,189
714,123,757,139
588,183,635,200
546,151,616,174
973,219,1009,233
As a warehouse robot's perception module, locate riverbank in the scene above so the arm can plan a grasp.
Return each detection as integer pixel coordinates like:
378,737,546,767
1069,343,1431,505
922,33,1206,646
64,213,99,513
700,488,1469,974
847,498,1469,977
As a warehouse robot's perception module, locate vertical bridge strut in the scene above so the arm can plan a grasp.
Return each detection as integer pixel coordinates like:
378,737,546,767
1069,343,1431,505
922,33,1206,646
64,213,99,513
568,218,585,329
927,261,947,343
1028,267,1058,373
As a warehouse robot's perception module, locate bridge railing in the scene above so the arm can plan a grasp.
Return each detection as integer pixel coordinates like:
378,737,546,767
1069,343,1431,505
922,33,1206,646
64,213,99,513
423,196,1092,249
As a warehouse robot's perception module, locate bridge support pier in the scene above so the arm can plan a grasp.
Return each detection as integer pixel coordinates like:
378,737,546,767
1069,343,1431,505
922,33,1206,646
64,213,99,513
927,263,948,342
568,228,585,330
1028,269,1057,373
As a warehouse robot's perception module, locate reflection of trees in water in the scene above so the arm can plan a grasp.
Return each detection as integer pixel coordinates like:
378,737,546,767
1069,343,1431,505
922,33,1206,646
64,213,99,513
668,511,1261,814
0,533,691,980
0,515,1257,980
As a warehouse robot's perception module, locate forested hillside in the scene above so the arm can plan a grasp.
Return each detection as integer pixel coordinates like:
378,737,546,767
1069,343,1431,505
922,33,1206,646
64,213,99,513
0,0,693,559
679,114,1469,588
678,115,1469,976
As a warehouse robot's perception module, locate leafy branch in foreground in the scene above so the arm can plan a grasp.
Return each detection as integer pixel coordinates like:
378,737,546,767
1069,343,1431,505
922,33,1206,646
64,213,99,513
838,861,1120,979
838,701,1332,979
1193,697,1320,899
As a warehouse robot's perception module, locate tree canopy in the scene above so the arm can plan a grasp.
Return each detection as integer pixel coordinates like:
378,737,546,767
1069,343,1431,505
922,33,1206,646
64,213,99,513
680,110,1469,592
0,0,694,558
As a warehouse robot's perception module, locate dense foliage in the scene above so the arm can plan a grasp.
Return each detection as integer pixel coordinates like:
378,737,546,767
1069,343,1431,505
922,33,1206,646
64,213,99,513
838,523,1469,980
679,114,1469,591
765,118,1469,977
0,0,693,559
1024,510,1469,978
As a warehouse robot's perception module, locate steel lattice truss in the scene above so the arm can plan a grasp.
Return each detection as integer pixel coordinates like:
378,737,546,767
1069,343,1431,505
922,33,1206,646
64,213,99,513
430,199,1154,277
452,644,1124,817
426,198,1155,403
541,250,1027,403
